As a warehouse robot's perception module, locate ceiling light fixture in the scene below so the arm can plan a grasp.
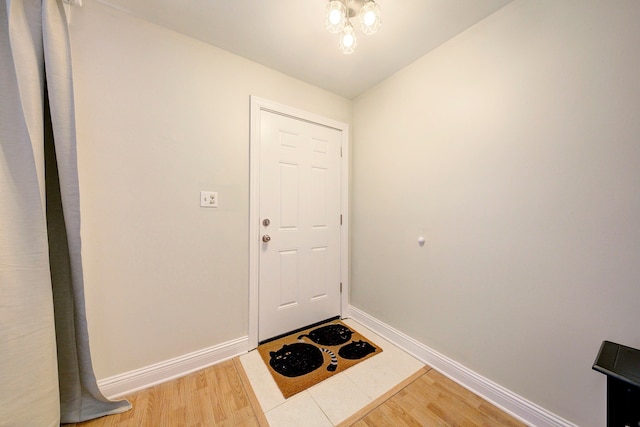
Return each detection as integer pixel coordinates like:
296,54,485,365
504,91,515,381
325,0,381,54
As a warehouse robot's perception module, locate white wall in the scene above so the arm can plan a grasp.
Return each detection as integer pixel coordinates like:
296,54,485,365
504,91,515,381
351,1,640,426
69,1,351,379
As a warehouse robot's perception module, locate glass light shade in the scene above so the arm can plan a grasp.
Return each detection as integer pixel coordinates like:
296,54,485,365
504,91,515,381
339,22,357,54
326,1,346,34
359,0,381,35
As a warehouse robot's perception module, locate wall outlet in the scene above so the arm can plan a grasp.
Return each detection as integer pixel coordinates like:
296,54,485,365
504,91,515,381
200,191,218,208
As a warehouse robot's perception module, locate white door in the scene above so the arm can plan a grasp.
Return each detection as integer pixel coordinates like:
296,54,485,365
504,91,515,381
258,110,342,342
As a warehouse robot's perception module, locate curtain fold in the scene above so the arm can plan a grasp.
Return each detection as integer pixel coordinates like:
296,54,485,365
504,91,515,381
1,0,131,424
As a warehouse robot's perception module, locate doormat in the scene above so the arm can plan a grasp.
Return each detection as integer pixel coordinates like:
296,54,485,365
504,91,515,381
257,320,382,398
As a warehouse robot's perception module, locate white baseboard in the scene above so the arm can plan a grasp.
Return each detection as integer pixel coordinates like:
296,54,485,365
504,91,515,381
98,336,249,398
348,306,578,427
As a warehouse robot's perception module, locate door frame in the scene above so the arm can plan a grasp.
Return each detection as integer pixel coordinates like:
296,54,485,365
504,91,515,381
248,96,350,350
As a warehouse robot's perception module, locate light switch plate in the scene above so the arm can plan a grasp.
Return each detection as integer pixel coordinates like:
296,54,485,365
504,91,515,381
200,191,218,208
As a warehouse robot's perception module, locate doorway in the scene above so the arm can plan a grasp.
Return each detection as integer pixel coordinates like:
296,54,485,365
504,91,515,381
249,97,350,348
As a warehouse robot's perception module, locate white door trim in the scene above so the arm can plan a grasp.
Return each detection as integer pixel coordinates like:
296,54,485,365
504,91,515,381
249,96,350,349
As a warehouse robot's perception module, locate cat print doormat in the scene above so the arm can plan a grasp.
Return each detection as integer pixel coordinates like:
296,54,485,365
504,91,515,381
257,320,382,398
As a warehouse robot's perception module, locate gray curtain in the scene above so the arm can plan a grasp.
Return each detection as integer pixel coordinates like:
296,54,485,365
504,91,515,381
0,0,130,424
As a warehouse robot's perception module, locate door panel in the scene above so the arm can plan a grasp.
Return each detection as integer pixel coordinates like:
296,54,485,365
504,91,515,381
258,111,342,342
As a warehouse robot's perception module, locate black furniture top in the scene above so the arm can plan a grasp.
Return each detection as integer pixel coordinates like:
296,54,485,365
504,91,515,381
593,340,640,388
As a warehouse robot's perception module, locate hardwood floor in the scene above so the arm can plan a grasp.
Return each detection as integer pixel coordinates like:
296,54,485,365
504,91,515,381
66,359,264,427
348,370,526,427
65,358,527,427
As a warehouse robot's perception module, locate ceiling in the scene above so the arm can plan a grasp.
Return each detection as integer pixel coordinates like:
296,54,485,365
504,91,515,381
95,0,513,99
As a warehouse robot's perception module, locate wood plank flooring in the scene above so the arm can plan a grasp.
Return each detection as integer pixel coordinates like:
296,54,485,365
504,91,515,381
64,357,527,427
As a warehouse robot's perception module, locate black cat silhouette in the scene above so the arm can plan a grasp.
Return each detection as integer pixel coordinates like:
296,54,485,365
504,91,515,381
269,343,338,377
298,324,353,346
269,343,322,377
338,340,377,360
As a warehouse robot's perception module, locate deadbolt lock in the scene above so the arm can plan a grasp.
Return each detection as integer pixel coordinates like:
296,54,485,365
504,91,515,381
262,218,271,227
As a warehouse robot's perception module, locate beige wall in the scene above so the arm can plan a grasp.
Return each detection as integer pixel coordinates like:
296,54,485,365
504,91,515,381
351,1,640,426
69,2,351,379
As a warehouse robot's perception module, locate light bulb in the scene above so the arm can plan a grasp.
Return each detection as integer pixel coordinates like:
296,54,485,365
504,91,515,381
342,34,354,48
329,9,342,25
363,11,376,27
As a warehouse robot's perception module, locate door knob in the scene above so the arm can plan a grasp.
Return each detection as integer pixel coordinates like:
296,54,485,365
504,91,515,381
262,235,271,242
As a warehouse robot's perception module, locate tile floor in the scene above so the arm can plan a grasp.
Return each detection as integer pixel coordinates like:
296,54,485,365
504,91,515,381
239,318,425,426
